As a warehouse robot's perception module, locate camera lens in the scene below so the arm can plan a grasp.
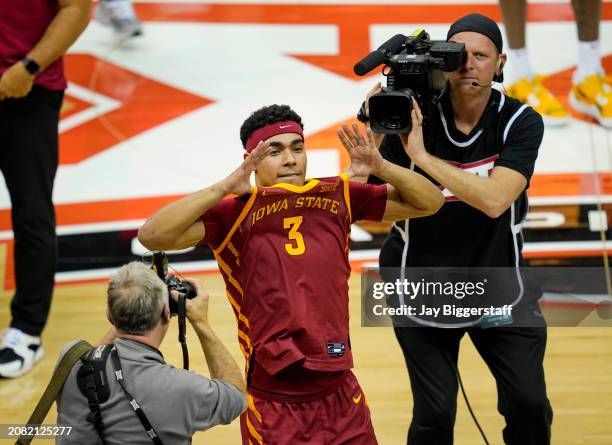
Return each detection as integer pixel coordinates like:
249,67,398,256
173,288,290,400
382,96,411,129
370,92,414,134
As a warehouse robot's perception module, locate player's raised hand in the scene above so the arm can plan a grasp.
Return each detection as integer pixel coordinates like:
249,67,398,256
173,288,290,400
399,97,427,164
222,141,271,196
338,123,386,178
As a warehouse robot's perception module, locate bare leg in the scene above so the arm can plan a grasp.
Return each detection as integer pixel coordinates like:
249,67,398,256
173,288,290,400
500,0,570,124
568,0,611,127
499,0,528,48
571,0,601,41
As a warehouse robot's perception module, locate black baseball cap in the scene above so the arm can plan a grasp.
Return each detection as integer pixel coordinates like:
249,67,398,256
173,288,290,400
447,13,504,82
447,13,503,53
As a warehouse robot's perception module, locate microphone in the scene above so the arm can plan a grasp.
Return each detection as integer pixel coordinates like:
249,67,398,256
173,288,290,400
471,81,493,88
354,34,406,76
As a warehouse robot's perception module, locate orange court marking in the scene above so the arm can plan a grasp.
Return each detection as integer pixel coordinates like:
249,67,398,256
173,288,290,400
0,173,608,233
134,3,612,81
60,54,212,164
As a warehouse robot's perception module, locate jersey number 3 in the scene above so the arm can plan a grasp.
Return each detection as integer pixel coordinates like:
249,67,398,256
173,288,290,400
283,216,305,256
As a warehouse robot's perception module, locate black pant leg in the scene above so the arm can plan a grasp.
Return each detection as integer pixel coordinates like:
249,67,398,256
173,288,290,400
394,327,465,445
468,327,553,445
0,86,62,336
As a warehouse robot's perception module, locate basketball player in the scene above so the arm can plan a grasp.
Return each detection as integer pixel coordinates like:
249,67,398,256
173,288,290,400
137,104,444,444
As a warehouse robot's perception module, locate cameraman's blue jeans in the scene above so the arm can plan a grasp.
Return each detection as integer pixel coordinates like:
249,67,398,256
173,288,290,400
394,325,552,445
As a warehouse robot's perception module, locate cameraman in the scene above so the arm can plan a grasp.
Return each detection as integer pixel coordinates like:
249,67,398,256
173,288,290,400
55,262,246,444
364,13,552,445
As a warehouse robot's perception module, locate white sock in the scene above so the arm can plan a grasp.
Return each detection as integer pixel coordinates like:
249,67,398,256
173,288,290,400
574,40,604,84
507,47,533,84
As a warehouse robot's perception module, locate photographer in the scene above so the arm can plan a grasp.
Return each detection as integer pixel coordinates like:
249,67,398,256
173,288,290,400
55,262,246,444
364,13,552,445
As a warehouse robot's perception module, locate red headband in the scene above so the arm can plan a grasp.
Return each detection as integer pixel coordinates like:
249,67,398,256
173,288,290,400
245,121,304,152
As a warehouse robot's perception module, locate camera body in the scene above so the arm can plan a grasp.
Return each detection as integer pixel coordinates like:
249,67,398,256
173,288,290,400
164,274,197,315
355,29,466,134
151,252,196,315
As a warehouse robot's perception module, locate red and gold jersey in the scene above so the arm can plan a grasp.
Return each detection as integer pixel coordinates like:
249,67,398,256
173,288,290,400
201,175,387,377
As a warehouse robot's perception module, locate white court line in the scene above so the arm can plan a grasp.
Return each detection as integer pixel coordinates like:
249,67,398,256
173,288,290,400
522,240,612,253
55,252,380,283
529,195,612,205
59,82,122,134
542,292,612,305
55,258,221,283
53,241,612,285
134,0,574,4
0,220,146,240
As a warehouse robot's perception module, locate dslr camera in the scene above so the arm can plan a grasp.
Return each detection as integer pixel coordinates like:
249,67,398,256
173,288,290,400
354,29,466,134
151,252,196,315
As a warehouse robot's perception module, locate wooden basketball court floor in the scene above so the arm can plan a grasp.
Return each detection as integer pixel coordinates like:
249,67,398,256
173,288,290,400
1,272,611,445
1,0,612,443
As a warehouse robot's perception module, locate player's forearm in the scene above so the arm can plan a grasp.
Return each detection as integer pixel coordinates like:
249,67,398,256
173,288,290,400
27,0,91,71
414,153,507,217
192,321,246,393
138,182,228,250
376,159,444,212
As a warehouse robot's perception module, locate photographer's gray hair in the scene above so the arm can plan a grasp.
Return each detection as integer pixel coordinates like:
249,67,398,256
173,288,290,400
107,262,168,334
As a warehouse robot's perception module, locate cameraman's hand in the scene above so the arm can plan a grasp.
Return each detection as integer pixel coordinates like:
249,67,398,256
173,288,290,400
364,82,381,116
338,123,386,177
170,279,210,326
399,98,428,165
220,141,272,196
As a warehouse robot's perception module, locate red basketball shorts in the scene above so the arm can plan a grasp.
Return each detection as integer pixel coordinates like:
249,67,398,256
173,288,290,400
240,370,377,444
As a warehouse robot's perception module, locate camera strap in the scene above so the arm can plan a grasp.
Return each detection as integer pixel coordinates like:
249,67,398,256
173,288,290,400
177,294,189,370
16,340,94,445
77,345,114,444
109,347,164,445
151,251,191,370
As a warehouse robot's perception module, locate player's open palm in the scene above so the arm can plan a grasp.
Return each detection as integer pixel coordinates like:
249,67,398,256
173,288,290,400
337,123,384,177
399,97,427,163
223,141,271,196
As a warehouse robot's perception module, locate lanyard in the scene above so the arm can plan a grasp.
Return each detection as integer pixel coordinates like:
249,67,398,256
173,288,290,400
110,347,164,445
